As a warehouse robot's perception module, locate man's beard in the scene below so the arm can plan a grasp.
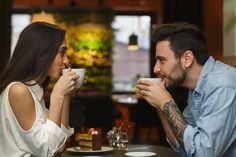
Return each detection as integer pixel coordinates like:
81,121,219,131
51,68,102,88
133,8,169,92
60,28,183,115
166,64,186,90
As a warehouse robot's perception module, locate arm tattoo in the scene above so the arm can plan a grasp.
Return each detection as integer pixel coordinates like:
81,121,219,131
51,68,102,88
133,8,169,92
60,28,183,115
162,100,188,146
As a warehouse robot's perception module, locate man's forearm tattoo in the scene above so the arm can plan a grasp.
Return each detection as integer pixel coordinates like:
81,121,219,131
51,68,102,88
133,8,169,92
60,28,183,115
162,100,188,146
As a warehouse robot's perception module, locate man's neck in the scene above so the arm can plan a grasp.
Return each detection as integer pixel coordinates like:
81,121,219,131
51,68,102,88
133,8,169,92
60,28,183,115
183,64,203,91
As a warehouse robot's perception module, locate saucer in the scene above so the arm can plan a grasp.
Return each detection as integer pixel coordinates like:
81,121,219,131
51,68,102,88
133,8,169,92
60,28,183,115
67,146,113,155
125,151,156,157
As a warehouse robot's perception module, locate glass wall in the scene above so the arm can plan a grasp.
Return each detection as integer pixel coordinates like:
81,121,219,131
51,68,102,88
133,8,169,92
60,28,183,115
112,15,150,92
11,14,31,55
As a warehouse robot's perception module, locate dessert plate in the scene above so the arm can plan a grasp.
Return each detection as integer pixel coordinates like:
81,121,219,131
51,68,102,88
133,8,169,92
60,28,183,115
125,151,156,157
117,97,138,104
66,146,114,154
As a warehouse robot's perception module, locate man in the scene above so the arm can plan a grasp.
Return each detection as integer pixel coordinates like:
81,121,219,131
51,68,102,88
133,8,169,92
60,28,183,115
137,22,236,157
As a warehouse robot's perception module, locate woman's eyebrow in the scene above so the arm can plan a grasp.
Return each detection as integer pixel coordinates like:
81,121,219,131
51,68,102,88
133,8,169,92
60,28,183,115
59,46,67,49
58,46,67,52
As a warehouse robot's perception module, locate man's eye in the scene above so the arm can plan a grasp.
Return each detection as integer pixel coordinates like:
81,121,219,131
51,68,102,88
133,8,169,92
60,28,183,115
156,59,164,64
160,59,164,64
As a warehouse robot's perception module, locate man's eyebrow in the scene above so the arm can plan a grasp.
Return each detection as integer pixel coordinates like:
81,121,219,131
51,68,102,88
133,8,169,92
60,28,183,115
156,56,166,60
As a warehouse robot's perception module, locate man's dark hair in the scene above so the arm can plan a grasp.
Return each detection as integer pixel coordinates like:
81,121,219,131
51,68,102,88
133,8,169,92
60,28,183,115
152,22,209,65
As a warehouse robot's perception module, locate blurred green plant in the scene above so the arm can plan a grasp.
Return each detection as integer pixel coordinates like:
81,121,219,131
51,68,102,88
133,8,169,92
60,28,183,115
224,0,236,33
51,8,114,94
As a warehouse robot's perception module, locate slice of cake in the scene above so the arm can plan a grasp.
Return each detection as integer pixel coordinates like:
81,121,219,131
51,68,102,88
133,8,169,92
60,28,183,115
79,128,102,151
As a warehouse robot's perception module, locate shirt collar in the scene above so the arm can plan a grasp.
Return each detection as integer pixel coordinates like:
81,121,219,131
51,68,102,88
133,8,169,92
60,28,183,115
194,56,216,94
25,80,44,101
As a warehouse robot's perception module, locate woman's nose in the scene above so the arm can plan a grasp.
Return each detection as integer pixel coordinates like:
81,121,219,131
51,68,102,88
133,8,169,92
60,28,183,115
63,55,69,65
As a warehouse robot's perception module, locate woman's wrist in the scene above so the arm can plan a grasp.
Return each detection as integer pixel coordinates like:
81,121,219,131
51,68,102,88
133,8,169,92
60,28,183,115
63,95,71,106
50,92,64,106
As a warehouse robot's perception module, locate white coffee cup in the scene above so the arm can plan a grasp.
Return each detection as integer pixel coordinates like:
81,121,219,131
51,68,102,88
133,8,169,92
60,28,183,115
62,68,86,88
138,78,161,84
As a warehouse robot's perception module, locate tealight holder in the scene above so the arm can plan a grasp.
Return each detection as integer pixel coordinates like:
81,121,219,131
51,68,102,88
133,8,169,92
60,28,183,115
107,126,129,150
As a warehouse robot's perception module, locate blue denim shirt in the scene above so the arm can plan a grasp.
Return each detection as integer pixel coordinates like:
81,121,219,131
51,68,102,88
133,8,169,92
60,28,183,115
171,57,236,157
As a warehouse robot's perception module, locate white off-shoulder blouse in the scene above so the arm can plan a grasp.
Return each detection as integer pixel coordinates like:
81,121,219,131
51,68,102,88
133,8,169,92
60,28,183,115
0,81,74,157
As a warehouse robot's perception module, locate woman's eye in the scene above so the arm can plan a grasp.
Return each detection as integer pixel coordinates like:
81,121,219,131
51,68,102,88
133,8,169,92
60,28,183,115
58,47,67,54
58,52,65,58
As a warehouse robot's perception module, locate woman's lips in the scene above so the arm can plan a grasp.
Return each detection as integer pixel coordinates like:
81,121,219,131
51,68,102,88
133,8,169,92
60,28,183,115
59,68,63,76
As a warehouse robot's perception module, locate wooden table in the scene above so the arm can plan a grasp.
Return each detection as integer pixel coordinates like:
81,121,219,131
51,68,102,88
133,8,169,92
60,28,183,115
61,144,180,157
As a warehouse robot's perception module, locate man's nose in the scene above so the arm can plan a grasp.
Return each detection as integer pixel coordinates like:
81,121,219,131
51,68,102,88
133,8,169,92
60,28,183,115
153,62,161,74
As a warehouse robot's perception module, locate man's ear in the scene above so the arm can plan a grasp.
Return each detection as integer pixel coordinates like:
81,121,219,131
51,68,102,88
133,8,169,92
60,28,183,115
181,50,194,68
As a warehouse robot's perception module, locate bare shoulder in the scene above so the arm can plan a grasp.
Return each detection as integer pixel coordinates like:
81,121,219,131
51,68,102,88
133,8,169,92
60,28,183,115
9,82,31,98
8,82,36,131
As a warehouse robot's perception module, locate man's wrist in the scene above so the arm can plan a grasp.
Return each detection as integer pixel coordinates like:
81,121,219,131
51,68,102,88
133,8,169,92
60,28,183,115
160,99,174,110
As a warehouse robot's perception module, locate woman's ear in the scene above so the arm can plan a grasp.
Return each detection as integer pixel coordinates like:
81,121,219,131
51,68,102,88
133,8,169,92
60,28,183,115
181,50,194,68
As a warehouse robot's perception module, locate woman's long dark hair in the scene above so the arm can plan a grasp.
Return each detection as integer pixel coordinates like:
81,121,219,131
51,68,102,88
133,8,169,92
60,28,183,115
0,22,65,94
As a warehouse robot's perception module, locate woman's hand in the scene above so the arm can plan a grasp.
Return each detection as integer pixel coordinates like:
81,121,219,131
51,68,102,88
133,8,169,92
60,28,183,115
52,69,79,97
136,79,173,109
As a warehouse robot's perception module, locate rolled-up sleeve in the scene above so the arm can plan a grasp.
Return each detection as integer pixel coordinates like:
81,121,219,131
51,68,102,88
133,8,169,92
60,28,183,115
45,119,68,153
167,137,188,157
61,124,74,137
183,125,199,156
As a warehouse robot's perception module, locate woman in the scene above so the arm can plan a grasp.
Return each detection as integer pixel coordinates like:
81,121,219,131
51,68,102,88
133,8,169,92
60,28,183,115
0,22,79,157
